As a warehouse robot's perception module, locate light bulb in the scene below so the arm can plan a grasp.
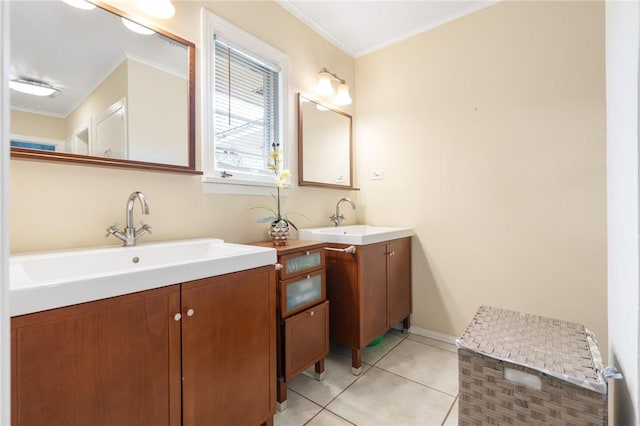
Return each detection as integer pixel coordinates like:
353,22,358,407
315,72,334,96
121,18,155,35
137,0,175,19
335,83,352,105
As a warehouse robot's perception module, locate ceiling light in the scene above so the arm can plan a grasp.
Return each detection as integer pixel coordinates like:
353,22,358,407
315,68,352,105
61,0,96,10
121,18,155,35
137,0,175,19
10,79,61,97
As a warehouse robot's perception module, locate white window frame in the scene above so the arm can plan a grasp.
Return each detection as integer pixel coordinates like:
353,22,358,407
201,9,288,194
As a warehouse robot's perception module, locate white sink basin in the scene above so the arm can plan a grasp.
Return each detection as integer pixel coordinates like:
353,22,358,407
10,238,276,316
298,225,413,246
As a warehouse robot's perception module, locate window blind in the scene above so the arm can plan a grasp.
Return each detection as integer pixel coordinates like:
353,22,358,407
213,38,279,175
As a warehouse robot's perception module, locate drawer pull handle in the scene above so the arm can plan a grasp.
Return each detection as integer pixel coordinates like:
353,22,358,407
324,245,356,254
310,311,314,316
186,308,195,317
174,313,182,321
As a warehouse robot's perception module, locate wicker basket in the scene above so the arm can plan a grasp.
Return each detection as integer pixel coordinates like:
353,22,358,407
457,306,608,426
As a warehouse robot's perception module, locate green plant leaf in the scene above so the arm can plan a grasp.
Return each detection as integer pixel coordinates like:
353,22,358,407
257,216,277,223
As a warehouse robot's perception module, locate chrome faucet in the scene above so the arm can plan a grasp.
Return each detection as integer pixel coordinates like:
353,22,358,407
105,191,152,246
330,197,356,227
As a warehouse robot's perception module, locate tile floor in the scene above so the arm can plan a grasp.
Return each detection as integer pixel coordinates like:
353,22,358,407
274,330,459,426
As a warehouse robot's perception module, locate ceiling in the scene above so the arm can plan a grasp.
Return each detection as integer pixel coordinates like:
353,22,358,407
10,1,187,118
277,0,498,58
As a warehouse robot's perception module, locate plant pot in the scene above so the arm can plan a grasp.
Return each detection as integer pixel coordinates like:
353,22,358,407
269,219,290,246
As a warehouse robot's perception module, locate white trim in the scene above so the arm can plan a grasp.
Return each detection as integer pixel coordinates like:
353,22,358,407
202,181,291,196
93,97,127,159
200,8,289,194
1,1,11,422
408,326,458,345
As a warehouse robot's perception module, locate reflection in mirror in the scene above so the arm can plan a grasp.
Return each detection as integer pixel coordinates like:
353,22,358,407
298,93,355,189
9,0,197,173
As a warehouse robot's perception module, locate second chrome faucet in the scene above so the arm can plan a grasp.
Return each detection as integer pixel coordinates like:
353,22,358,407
330,197,356,227
106,191,152,246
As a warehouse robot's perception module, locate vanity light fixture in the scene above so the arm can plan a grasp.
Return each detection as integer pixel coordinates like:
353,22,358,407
315,67,352,105
137,0,175,19
9,78,61,97
61,0,96,10
121,17,155,35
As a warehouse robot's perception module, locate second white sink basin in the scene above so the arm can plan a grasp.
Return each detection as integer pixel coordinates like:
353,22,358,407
298,225,412,245
10,238,277,316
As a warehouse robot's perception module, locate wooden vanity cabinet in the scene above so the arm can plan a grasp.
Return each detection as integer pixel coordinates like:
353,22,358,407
325,237,411,374
11,265,276,426
11,284,182,426
252,240,329,411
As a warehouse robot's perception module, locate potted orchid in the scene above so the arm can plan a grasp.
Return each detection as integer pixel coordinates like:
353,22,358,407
252,142,304,245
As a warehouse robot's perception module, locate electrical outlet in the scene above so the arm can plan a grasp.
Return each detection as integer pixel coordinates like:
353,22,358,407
370,170,384,180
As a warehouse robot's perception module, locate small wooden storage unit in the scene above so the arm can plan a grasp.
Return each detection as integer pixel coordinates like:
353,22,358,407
252,240,330,411
457,305,609,426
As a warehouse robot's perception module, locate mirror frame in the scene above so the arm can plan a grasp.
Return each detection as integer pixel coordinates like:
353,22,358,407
10,1,199,175
297,93,357,189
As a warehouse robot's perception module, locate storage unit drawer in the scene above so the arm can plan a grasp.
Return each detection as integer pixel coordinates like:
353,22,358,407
283,301,330,381
279,248,324,281
280,270,325,317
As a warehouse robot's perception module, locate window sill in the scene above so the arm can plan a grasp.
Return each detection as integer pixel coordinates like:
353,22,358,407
202,176,290,196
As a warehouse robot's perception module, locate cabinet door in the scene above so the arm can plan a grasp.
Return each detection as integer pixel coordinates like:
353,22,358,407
325,248,359,347
11,285,181,426
181,266,276,426
283,301,329,381
388,237,412,326
359,242,389,347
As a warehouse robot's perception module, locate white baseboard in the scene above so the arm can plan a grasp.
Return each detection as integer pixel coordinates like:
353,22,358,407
407,326,458,345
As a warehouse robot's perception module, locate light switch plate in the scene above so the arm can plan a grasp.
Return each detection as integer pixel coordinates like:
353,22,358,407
370,170,384,180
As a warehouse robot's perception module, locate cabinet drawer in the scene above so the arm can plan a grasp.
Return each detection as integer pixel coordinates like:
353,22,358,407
280,248,325,280
283,301,329,381
280,270,326,317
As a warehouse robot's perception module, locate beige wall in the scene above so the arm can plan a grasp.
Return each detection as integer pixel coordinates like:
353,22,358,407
10,1,357,251
355,0,607,350
10,110,66,141
127,59,188,165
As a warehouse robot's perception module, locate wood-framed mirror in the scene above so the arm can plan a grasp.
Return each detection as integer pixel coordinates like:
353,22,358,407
9,0,198,174
297,93,356,189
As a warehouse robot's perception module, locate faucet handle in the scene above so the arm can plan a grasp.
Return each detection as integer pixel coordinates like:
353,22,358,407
140,223,152,234
105,224,119,237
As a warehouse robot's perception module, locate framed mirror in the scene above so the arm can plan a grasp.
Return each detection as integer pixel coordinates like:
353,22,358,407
9,0,198,174
298,93,356,189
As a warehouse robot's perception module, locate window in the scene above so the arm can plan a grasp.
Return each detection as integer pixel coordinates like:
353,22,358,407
202,9,288,191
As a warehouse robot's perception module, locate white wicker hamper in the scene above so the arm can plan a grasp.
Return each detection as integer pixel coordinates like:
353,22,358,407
456,306,609,426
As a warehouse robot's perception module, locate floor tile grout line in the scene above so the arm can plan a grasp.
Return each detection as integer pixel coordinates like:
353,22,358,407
369,364,459,399
440,396,458,426
302,407,357,426
314,332,411,412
